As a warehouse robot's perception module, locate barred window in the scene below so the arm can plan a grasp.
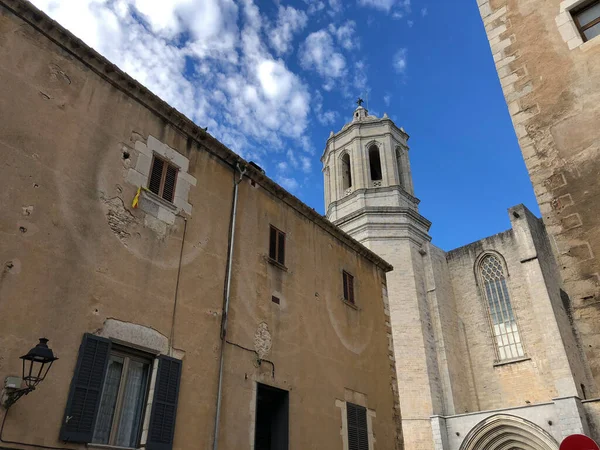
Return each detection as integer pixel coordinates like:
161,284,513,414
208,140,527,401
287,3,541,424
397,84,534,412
479,254,524,361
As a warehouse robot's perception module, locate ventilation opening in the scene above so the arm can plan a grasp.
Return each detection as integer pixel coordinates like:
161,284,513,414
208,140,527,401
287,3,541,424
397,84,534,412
255,383,289,450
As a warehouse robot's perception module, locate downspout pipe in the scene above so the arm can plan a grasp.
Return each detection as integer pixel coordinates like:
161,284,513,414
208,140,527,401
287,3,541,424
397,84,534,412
212,162,246,450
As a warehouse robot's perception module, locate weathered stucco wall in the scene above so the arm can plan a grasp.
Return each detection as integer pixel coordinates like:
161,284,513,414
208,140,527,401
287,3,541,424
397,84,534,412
477,0,600,391
0,2,401,449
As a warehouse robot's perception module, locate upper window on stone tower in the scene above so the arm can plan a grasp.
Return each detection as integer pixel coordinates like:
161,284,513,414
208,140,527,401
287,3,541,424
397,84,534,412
368,145,382,182
479,254,525,362
395,148,403,187
342,153,352,190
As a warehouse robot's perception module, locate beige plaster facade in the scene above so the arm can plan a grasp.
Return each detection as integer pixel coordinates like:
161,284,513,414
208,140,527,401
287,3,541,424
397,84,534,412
0,2,402,450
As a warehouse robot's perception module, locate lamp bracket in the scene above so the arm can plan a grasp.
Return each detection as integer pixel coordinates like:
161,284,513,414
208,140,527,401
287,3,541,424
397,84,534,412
1,386,34,410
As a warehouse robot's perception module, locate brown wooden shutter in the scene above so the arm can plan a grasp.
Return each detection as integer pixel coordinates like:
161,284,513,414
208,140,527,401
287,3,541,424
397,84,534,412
162,164,177,202
347,403,369,450
277,231,285,265
148,158,165,196
348,273,355,304
269,226,277,260
147,356,182,450
60,334,112,443
343,272,349,301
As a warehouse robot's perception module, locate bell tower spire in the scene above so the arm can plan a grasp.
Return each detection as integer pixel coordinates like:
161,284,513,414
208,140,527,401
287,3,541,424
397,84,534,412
321,106,417,225
321,106,442,450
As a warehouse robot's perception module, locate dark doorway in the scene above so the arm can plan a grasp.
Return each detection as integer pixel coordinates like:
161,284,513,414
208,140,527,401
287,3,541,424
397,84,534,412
254,383,289,450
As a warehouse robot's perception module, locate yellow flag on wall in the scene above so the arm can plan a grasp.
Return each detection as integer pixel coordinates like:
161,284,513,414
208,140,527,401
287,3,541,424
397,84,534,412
132,186,141,209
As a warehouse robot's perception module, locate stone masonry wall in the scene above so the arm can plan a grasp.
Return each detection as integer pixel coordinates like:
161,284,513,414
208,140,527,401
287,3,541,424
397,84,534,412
425,244,479,416
446,229,558,411
477,0,600,392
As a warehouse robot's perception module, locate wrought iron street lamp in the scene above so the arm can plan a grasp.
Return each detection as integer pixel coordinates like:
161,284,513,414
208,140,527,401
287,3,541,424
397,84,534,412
1,338,58,409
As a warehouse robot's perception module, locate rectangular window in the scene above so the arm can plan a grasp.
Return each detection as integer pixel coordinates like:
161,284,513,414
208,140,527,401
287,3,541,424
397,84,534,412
92,346,152,448
572,0,600,42
347,402,369,450
269,225,286,266
60,334,182,450
148,155,178,202
343,271,355,304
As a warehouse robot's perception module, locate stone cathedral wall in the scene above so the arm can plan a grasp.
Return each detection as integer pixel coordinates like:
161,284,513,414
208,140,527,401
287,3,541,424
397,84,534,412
445,227,557,410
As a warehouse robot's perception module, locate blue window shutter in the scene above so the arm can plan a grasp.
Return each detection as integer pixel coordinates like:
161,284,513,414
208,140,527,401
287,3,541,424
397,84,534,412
147,356,182,450
59,334,111,443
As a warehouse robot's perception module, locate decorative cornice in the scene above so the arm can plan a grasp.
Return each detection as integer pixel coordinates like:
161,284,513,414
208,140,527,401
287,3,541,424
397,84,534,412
0,0,393,273
326,186,422,217
333,206,433,236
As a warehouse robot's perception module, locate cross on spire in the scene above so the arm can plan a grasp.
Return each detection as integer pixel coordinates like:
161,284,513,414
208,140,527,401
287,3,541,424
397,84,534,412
356,98,364,107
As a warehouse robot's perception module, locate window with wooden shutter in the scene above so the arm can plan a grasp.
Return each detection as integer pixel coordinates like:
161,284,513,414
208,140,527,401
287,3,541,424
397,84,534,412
343,271,355,304
60,334,112,443
347,402,369,450
269,225,286,266
147,356,182,450
60,335,182,450
148,155,178,203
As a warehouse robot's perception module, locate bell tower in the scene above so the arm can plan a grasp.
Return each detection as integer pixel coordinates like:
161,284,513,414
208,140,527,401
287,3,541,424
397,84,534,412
322,103,424,240
322,103,442,450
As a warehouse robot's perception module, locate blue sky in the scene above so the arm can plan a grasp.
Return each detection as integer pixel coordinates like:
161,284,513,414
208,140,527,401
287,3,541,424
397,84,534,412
31,0,539,250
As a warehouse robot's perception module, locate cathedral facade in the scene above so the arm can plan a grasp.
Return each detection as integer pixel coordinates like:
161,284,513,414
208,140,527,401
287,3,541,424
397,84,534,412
322,105,599,450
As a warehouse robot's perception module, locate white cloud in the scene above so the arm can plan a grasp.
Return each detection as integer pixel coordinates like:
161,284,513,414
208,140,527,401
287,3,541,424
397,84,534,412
393,48,408,73
329,20,358,50
328,0,343,14
354,60,368,91
299,30,346,83
384,93,392,106
269,5,308,55
30,0,314,182
278,176,300,192
304,0,326,15
421,7,428,16
358,0,410,13
314,91,339,126
300,156,312,173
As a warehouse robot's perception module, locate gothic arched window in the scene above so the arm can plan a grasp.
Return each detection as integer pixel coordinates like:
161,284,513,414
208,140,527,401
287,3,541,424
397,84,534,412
369,145,382,181
342,153,352,190
479,254,525,361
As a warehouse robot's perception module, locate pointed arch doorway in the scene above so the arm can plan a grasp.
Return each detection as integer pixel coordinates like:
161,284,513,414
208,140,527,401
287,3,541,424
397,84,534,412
459,415,559,450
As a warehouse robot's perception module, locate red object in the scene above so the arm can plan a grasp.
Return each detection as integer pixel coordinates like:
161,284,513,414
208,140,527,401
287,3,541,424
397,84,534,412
561,434,600,450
